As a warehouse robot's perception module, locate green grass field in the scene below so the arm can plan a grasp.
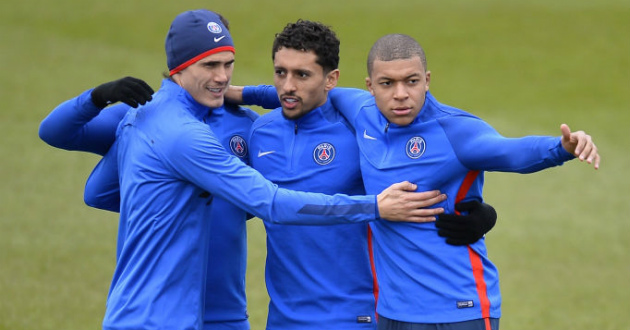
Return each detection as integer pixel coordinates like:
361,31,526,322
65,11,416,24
1,0,629,329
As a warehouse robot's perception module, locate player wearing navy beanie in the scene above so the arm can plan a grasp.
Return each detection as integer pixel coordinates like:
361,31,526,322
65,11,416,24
165,9,235,76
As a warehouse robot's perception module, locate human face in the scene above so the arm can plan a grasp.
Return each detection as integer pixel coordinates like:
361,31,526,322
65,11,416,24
173,51,235,108
366,56,430,126
273,47,339,120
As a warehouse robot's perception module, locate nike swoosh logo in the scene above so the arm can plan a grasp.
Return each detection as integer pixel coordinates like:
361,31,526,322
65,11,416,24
363,130,377,140
257,150,276,157
214,35,226,42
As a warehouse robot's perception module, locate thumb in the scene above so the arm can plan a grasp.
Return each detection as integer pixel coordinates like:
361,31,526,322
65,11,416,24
560,123,572,142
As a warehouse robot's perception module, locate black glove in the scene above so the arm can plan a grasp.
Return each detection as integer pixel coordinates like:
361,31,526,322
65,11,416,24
91,76,154,108
435,200,497,246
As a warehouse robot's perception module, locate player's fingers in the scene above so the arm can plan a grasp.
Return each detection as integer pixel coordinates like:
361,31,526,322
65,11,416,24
585,144,600,169
119,95,139,108
135,79,155,96
593,152,601,169
403,215,438,223
435,220,466,230
405,191,446,208
387,181,416,192
437,229,467,239
574,132,591,160
410,207,444,218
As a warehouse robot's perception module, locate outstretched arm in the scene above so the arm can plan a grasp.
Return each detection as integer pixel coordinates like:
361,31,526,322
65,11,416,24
442,115,594,173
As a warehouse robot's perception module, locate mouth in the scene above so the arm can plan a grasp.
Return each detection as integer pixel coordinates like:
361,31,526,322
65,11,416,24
392,107,412,116
207,86,225,97
281,95,300,110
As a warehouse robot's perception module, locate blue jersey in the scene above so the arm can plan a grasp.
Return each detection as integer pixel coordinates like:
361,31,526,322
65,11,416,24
39,88,260,329
244,86,377,329
329,88,574,323
95,79,380,330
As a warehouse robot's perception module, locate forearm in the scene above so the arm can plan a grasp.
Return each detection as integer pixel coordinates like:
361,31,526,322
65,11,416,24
242,85,281,109
84,143,121,212
39,89,124,155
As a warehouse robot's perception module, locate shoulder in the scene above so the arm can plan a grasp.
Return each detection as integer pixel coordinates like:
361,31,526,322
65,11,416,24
423,92,482,122
251,108,283,131
223,103,260,123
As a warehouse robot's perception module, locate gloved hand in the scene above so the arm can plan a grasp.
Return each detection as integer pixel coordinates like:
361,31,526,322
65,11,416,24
91,76,154,108
435,200,497,246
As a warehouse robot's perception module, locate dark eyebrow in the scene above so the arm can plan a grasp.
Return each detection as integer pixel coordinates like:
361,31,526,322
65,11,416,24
377,72,421,81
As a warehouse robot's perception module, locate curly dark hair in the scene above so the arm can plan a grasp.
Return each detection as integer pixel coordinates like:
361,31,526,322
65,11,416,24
272,19,340,73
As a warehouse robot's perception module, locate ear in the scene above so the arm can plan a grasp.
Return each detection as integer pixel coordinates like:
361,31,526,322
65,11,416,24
365,77,375,96
425,71,431,91
324,69,340,91
172,72,183,87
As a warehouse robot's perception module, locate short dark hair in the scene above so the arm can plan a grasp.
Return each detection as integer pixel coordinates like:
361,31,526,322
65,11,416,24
272,19,340,73
367,34,427,77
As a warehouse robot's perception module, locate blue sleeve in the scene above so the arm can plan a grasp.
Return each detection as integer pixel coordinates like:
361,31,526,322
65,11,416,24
440,115,575,173
242,85,281,109
328,87,372,128
38,89,128,155
163,125,379,225
84,141,121,212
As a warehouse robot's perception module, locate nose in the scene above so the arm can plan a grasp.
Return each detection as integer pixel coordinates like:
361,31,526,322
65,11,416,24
281,75,297,93
393,83,408,100
213,66,229,84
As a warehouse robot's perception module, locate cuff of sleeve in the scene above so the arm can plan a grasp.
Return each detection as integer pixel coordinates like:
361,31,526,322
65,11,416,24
77,89,105,117
374,195,381,220
555,138,576,162
242,86,257,106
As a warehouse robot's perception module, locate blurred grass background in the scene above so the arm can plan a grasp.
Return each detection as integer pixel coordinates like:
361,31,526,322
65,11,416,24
1,0,628,329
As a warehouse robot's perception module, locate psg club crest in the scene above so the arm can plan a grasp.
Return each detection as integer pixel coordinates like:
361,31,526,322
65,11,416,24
229,135,248,158
207,22,222,33
405,136,426,159
313,142,335,165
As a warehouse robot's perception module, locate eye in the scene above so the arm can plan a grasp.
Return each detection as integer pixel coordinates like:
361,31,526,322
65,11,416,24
408,79,419,85
378,81,391,86
298,71,309,78
275,69,286,76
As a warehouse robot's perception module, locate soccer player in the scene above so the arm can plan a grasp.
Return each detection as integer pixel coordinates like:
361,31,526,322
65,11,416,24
39,14,258,330
40,77,259,330
40,10,446,330
327,34,599,330
228,20,498,329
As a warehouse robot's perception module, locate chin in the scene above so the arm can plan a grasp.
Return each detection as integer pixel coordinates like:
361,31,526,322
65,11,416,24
203,98,225,109
390,118,414,127
281,109,302,120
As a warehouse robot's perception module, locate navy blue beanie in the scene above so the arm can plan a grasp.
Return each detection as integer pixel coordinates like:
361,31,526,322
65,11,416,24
165,9,235,76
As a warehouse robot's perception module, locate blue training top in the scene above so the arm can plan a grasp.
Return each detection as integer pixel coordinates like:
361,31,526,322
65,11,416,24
328,87,574,323
39,85,260,330
88,79,381,330
244,86,378,330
